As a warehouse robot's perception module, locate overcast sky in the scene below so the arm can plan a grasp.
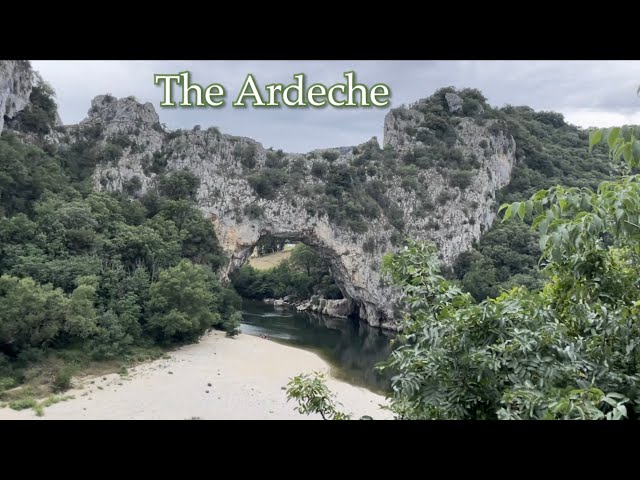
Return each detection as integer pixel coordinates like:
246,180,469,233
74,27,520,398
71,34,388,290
31,60,640,153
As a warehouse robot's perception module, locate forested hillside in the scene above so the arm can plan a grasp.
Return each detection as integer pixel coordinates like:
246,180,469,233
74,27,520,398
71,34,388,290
0,81,241,397
445,94,613,299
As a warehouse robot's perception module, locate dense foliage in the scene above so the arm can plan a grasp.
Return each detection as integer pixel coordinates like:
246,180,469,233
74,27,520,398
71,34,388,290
450,99,612,300
7,79,58,136
377,126,640,420
0,87,241,391
232,244,342,301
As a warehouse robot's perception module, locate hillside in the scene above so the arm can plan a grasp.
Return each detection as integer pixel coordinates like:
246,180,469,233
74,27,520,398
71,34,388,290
0,61,613,329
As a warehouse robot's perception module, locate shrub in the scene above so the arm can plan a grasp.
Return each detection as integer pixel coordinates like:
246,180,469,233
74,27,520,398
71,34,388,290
348,220,369,233
401,177,418,191
235,143,258,169
244,204,264,219
462,97,483,116
108,134,133,149
123,176,142,196
363,237,376,253
390,231,403,247
321,150,339,162
159,170,200,200
449,170,475,190
311,161,328,178
9,397,38,411
53,367,74,392
265,149,286,168
224,311,242,338
0,377,16,393
387,204,406,231
248,170,287,199
436,190,457,205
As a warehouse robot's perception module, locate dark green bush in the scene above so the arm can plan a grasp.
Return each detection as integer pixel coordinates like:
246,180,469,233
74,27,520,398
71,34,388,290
449,170,475,190
235,143,258,169
321,150,339,162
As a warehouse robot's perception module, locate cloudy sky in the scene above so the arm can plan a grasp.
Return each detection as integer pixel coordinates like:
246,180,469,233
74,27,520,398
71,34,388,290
31,60,640,153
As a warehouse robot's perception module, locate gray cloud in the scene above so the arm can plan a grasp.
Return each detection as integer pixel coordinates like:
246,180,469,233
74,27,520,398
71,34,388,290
31,60,640,152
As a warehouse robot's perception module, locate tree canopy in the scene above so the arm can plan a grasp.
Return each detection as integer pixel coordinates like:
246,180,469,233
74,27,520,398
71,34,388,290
377,126,640,420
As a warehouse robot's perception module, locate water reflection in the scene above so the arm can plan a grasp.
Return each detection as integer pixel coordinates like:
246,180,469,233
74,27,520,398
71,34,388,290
240,300,395,395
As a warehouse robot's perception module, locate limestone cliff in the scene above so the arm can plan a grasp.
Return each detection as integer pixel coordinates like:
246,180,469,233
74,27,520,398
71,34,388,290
84,89,515,330
0,60,32,134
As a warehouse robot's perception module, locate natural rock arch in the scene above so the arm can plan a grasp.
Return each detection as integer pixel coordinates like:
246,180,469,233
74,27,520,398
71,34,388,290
81,93,516,329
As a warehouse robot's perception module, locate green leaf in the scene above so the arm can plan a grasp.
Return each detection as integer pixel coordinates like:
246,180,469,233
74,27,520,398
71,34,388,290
517,202,526,220
502,205,513,222
525,200,533,219
623,143,633,165
589,129,602,152
539,218,549,235
632,140,640,164
613,143,626,162
532,189,548,202
607,127,621,150
539,234,550,251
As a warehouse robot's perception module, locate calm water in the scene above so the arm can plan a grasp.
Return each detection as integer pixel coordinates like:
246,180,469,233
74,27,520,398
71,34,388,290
240,300,395,395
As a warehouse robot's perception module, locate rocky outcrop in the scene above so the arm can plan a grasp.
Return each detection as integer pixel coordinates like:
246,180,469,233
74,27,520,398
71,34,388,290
320,298,354,318
75,92,516,330
82,94,159,132
0,60,32,135
445,93,463,113
296,298,354,318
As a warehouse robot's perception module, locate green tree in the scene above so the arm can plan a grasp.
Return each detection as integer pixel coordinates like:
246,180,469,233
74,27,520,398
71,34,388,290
376,125,640,420
147,260,221,343
12,81,58,135
224,311,242,338
0,275,68,354
289,243,317,277
158,170,200,201
65,276,99,339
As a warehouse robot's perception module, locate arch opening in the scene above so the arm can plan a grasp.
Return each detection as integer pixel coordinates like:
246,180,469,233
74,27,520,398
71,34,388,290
229,233,359,320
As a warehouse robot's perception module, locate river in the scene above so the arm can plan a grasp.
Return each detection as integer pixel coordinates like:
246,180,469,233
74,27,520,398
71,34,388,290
240,299,395,395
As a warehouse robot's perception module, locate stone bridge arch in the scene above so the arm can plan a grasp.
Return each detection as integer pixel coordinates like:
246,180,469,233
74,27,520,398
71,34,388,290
209,213,396,329
85,94,516,331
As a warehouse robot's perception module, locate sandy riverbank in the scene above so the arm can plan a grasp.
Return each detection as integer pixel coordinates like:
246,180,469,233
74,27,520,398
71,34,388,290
0,331,393,420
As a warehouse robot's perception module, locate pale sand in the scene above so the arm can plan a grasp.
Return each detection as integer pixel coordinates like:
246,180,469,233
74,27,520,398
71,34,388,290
0,331,393,420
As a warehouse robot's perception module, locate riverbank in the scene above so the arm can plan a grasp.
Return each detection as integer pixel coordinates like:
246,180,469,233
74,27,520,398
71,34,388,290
0,330,393,420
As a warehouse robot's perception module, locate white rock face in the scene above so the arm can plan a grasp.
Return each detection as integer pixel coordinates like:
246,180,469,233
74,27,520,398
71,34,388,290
0,60,32,134
445,93,464,113
86,95,515,330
